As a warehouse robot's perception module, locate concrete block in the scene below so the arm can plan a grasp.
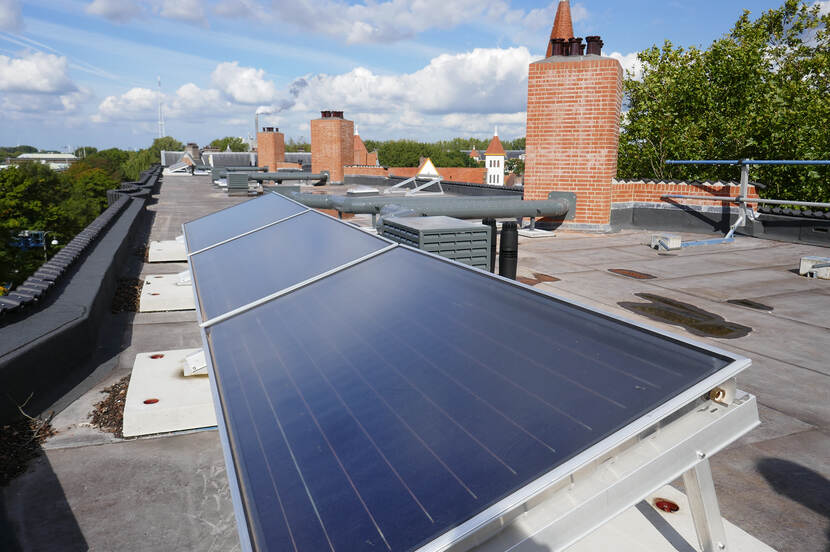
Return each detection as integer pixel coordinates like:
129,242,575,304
147,239,187,262
122,349,217,437
139,274,196,312
651,233,682,251
799,256,830,278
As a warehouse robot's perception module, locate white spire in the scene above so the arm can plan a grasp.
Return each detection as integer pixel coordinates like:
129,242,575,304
494,125,498,137
354,124,359,136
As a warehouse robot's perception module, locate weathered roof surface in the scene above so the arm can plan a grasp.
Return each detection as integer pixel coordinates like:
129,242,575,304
485,134,506,156
546,0,575,57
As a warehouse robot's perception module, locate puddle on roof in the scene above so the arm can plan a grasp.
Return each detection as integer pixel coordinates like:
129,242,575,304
619,293,752,339
727,298,774,312
518,272,561,287
609,268,657,280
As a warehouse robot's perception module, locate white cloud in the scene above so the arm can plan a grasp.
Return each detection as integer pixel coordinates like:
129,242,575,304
93,83,239,123
84,0,206,25
85,0,141,23
608,51,643,80
0,0,23,31
158,0,206,23
214,0,269,19
292,47,532,115
211,61,279,104
0,52,76,94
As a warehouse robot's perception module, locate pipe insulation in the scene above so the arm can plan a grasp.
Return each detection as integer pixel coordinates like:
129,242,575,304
285,191,570,219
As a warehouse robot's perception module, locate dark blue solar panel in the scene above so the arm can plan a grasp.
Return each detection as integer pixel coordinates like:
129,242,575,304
205,247,732,552
183,193,307,253
190,210,390,321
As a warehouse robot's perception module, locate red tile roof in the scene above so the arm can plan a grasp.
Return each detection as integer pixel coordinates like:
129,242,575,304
485,134,506,156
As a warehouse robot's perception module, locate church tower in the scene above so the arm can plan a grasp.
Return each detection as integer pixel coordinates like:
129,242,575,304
485,128,506,187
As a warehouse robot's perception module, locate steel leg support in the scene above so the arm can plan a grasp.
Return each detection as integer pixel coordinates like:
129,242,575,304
682,458,728,551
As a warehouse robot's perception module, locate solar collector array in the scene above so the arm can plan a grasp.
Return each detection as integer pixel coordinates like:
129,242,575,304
184,193,736,552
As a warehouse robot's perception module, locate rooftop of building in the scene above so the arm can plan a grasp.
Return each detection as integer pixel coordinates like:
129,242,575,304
1,173,828,551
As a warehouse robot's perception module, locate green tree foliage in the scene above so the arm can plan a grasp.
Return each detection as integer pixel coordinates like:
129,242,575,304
506,158,525,175
286,137,311,152
122,137,184,180
619,0,830,202
361,136,525,167
74,146,98,158
209,136,250,152
0,145,37,160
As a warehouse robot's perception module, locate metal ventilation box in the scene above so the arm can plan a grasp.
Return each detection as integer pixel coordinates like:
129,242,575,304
382,216,491,269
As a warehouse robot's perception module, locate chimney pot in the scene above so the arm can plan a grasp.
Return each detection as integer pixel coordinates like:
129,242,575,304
569,37,583,57
586,36,604,56
321,110,332,118
551,38,567,56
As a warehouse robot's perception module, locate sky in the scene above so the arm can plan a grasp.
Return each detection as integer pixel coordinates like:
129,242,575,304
0,0,823,151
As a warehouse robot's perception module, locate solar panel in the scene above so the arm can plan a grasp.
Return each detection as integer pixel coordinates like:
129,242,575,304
183,200,747,552
202,246,733,552
183,192,308,253
189,210,391,321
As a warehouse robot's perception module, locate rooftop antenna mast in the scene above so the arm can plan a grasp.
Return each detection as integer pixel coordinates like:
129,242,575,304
157,76,166,139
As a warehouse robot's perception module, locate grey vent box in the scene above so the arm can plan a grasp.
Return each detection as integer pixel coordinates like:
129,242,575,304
227,173,250,196
382,216,491,270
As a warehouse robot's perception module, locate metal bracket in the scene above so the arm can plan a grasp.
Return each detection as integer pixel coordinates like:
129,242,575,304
546,192,577,221
683,458,728,552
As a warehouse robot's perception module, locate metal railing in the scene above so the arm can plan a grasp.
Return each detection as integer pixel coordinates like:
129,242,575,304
655,160,830,247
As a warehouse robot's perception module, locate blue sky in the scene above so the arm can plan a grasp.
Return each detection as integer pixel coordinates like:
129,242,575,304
0,0,813,150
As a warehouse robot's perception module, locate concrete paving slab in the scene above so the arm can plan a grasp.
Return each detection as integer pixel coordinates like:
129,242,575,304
122,349,216,437
139,261,189,276
147,239,187,262
139,274,196,312
739,289,830,330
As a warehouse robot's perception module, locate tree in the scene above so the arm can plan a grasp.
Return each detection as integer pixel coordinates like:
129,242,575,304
209,136,249,152
122,136,184,180
506,158,525,175
619,0,830,202
74,146,98,158
286,137,311,152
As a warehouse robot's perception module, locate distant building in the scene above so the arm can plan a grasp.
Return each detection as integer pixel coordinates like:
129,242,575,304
10,153,78,171
485,129,506,186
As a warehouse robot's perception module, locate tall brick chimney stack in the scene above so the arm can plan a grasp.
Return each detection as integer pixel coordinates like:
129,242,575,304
256,127,285,172
525,1,623,229
311,110,354,183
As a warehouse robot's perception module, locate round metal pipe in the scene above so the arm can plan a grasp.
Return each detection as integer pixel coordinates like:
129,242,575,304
249,172,329,183
286,191,569,219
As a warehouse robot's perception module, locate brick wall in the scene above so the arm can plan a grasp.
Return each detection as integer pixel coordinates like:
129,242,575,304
354,135,369,166
524,56,623,226
389,167,486,184
256,130,285,172
612,180,759,209
344,166,389,177
311,116,354,183
367,151,379,166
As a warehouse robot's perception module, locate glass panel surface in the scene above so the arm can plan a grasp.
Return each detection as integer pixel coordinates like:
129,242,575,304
206,247,732,552
191,210,390,321
183,193,307,253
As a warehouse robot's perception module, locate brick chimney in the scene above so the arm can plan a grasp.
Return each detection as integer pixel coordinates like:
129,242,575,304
257,127,285,172
525,2,623,229
311,110,354,183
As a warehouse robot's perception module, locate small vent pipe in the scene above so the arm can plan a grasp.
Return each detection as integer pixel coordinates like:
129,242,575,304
482,218,497,273
498,222,518,280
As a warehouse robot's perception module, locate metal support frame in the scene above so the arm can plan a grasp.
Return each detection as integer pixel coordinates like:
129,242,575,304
461,391,758,552
661,159,830,248
384,176,444,196
683,459,728,552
